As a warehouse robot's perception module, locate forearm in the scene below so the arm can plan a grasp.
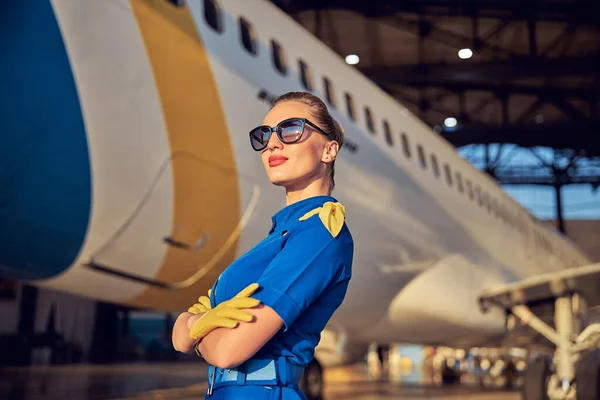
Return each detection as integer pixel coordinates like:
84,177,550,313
197,329,231,367
198,305,283,369
172,312,203,353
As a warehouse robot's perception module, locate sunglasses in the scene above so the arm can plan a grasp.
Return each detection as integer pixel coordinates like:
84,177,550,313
249,117,329,151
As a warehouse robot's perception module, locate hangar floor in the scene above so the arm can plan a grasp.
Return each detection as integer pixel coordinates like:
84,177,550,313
0,362,519,400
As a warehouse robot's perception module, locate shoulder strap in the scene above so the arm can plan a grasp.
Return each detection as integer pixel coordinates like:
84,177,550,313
298,201,346,238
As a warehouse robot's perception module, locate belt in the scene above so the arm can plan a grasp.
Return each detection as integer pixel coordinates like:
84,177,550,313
206,357,304,396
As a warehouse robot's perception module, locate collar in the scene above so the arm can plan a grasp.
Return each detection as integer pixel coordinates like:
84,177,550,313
269,195,337,235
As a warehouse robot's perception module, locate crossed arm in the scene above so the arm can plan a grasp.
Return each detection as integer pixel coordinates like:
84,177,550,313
172,304,284,369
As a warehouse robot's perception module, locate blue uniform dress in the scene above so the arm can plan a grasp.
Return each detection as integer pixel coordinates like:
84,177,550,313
205,195,353,399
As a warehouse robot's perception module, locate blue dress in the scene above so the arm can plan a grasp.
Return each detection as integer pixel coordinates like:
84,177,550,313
205,195,354,399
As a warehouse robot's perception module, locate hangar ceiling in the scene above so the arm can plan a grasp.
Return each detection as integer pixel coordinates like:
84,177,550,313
273,0,600,161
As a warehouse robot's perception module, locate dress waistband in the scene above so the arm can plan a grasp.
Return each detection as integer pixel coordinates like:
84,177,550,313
206,357,304,396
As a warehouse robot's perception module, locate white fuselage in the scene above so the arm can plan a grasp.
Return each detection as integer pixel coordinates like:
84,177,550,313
18,0,590,358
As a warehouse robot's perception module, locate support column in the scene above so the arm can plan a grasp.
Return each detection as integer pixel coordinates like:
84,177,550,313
555,296,575,384
554,181,566,234
89,302,119,363
15,284,38,365
165,312,173,338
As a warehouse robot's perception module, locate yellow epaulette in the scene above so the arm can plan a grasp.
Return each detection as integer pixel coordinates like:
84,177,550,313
299,201,346,238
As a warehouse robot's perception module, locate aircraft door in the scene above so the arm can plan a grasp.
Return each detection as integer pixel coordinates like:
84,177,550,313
86,152,260,289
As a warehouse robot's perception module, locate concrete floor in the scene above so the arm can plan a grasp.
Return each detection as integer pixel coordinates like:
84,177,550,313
0,362,520,400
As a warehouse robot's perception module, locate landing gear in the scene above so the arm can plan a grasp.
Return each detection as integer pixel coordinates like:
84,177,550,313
301,359,323,400
479,264,600,400
510,295,600,400
523,357,551,400
492,296,600,400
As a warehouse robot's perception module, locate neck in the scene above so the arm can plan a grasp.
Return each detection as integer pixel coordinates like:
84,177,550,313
285,176,330,206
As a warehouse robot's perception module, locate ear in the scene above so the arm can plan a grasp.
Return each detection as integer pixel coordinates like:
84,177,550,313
321,140,339,164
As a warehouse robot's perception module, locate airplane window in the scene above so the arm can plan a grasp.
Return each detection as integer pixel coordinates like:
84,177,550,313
456,172,463,193
239,18,257,55
483,192,492,213
364,107,375,134
271,40,287,75
498,205,506,222
443,164,452,186
466,180,474,200
475,186,483,206
167,0,184,7
417,145,427,169
383,120,393,146
323,77,336,108
401,133,411,158
492,199,500,219
430,154,440,177
345,93,356,121
204,0,222,33
299,60,312,91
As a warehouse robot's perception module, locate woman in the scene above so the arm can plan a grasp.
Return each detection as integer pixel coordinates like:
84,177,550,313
172,92,354,399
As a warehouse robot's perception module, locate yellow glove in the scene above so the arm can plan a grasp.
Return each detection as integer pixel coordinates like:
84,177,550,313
299,201,346,237
189,283,260,341
188,288,212,315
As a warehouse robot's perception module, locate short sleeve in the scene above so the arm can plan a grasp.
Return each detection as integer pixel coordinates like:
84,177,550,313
253,222,352,331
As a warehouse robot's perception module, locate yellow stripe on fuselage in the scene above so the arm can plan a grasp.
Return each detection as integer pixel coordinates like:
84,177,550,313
129,0,240,310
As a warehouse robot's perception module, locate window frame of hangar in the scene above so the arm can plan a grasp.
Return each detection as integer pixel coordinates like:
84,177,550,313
298,59,313,91
416,144,427,169
364,106,375,134
430,154,440,178
400,133,411,158
345,92,356,122
239,17,258,55
323,77,336,108
383,120,393,146
443,163,452,187
271,39,288,75
204,0,223,33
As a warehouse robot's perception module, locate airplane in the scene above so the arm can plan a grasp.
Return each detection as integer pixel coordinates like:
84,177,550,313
2,0,599,399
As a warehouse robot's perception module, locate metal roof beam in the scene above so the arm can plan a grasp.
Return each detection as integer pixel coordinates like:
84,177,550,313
440,120,600,157
359,55,600,85
274,0,600,26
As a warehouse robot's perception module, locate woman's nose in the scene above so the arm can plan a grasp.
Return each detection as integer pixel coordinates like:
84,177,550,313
266,132,283,150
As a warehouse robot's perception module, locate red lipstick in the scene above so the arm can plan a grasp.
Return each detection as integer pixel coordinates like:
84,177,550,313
269,155,288,167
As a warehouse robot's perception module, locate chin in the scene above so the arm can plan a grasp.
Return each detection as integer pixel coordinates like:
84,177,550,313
267,170,300,188
268,175,292,187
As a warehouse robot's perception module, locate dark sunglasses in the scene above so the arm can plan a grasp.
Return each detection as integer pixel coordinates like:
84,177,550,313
249,117,329,151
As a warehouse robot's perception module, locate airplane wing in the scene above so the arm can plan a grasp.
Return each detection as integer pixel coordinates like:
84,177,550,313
479,263,600,312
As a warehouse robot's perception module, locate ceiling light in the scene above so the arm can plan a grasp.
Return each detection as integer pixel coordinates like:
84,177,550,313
345,54,359,65
458,48,473,59
444,117,457,128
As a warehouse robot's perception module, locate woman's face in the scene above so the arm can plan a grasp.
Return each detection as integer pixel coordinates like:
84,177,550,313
260,101,334,190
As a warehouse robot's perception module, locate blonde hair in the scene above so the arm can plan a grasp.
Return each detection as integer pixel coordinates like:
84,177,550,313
271,92,344,192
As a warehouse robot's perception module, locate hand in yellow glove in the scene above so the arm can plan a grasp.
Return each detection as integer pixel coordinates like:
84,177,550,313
189,283,260,341
187,288,213,315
